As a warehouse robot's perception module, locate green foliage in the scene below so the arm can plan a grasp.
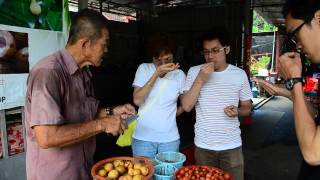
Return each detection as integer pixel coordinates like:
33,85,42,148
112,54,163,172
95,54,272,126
0,0,63,31
250,55,271,76
257,56,271,67
252,11,277,33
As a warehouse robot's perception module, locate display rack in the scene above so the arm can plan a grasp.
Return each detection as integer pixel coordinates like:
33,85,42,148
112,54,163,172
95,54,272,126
0,106,26,180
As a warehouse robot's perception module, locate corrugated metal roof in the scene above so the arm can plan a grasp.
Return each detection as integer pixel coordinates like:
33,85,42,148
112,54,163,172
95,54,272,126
69,0,286,27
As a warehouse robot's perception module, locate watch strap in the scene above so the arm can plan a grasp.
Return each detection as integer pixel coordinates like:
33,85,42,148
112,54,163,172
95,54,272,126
291,77,305,85
285,77,305,90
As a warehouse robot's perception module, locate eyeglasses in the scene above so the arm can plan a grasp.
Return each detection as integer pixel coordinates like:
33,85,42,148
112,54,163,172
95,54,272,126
282,22,306,53
202,47,226,56
288,22,306,45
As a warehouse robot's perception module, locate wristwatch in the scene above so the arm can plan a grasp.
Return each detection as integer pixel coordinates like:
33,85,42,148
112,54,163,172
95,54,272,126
105,107,113,115
285,77,305,90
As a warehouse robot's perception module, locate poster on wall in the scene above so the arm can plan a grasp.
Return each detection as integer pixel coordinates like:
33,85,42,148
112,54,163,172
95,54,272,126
0,30,29,74
0,0,69,110
0,0,63,31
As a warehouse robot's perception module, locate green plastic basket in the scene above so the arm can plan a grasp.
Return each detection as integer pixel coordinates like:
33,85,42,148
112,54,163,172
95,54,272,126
154,164,177,180
155,152,186,169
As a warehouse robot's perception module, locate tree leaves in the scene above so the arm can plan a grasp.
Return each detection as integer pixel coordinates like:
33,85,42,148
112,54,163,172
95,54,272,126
0,0,63,31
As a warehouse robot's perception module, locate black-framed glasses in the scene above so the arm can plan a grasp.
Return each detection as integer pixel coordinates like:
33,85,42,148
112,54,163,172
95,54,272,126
288,22,306,45
282,22,306,53
202,47,227,56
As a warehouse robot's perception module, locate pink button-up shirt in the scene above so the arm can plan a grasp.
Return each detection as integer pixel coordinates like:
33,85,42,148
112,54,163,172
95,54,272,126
24,49,99,180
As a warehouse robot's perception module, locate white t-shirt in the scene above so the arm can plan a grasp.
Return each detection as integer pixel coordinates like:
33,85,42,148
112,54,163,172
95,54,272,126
183,64,252,151
132,63,186,142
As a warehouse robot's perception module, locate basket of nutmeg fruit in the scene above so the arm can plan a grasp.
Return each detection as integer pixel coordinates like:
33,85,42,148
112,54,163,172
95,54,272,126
91,156,154,180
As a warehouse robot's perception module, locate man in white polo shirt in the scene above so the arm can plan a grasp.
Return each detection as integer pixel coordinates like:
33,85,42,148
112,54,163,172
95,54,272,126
181,27,252,180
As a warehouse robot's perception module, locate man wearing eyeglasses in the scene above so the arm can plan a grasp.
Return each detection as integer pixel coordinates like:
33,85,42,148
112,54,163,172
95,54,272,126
181,27,253,180
253,0,320,179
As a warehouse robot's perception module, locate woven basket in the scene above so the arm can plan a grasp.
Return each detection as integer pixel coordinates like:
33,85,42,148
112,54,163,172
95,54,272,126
91,156,154,180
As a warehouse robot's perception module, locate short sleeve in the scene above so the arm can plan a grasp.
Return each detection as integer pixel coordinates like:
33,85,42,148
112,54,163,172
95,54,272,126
183,67,198,92
178,70,186,94
240,72,253,101
29,69,64,127
132,63,148,88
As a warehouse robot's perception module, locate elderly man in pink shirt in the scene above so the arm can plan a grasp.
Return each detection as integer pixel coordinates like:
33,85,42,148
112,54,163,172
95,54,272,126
24,9,135,180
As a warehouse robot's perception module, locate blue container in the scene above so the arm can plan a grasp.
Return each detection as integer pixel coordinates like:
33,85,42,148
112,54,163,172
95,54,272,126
155,152,186,169
154,164,177,180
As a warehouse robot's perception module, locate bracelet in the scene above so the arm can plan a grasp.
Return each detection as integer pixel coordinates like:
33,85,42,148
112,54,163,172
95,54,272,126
105,107,113,115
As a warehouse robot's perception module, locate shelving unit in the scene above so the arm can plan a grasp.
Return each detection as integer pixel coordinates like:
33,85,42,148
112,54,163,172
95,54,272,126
0,106,26,180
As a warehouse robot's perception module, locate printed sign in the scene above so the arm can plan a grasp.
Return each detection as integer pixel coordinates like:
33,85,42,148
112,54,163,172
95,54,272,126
0,0,70,110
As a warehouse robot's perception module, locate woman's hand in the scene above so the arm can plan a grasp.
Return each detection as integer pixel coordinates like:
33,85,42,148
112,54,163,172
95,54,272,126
155,63,180,77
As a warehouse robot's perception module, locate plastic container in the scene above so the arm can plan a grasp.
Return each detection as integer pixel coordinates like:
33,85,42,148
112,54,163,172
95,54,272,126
154,164,177,180
155,152,186,169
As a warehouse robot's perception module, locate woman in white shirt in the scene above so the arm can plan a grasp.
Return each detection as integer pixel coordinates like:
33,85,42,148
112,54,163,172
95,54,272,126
131,33,186,159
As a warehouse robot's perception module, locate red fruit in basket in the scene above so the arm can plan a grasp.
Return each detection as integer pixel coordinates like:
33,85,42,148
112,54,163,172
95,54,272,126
206,172,212,178
223,173,230,180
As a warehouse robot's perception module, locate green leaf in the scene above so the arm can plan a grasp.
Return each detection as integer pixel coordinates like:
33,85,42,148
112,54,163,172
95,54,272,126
0,0,62,31
0,0,36,28
252,10,277,33
46,11,62,31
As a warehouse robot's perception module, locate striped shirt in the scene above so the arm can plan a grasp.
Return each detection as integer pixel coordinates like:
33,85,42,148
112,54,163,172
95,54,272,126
183,64,252,151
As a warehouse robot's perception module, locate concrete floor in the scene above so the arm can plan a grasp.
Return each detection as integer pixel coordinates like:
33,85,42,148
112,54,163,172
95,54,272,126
242,96,302,180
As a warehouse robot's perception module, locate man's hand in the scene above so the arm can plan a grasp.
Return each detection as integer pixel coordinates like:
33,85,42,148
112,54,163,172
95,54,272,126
253,77,291,99
98,115,128,136
224,105,238,117
156,63,180,77
198,62,215,82
113,103,136,116
278,52,302,79
96,108,107,118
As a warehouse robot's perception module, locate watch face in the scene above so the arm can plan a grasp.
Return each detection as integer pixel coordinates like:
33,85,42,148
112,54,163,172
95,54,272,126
285,79,293,90
285,78,304,90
